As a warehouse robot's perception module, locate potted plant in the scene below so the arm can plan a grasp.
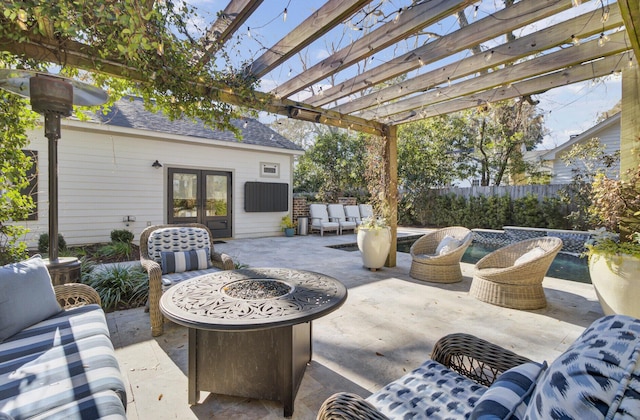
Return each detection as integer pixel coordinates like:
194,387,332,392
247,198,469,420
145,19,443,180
280,215,297,237
586,165,640,318
357,216,391,271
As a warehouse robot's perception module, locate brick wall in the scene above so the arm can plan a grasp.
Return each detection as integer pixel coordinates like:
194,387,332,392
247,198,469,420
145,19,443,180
292,196,358,220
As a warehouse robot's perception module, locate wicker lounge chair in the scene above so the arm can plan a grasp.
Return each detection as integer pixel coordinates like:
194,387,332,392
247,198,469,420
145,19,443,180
140,223,234,336
317,315,640,420
409,226,473,283
317,332,532,419
309,204,339,236
469,236,563,310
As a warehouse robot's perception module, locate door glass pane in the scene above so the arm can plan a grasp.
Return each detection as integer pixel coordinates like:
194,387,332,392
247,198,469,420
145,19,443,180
172,173,198,218
206,175,227,216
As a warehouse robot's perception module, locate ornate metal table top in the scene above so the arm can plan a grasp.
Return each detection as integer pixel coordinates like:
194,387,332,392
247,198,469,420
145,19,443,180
159,268,348,331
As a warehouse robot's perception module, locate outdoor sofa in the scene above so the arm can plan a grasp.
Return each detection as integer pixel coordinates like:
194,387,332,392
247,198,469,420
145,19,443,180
0,256,127,419
140,223,234,336
317,314,640,419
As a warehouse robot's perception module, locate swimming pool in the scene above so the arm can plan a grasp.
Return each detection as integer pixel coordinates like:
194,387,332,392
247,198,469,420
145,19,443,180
330,236,592,284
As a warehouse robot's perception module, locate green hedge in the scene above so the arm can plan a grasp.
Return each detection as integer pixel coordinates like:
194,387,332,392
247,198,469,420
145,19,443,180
400,192,571,230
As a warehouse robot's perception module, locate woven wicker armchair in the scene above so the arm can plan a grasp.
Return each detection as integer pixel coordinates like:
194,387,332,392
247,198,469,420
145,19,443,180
54,283,101,308
140,223,234,336
469,237,563,310
409,226,473,283
317,333,532,420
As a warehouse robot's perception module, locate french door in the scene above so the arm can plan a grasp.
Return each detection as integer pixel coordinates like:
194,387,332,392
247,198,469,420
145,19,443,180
168,168,232,238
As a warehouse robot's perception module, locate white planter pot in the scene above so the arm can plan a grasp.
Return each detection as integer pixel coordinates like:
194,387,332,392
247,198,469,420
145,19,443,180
357,227,391,270
589,251,640,319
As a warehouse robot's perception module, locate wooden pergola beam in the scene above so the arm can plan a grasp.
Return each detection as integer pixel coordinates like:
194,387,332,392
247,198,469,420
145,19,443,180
246,0,374,78
271,0,475,99
334,3,622,115
617,0,640,60
0,33,386,136
198,0,264,64
390,53,629,124
360,30,631,121
307,0,579,108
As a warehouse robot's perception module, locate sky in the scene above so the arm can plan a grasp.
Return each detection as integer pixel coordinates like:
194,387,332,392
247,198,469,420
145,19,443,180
189,0,623,151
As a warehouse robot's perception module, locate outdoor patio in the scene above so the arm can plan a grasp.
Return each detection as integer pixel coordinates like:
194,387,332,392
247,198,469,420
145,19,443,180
107,228,604,419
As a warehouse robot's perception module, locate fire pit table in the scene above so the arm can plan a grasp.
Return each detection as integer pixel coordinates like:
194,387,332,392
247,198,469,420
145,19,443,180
159,267,348,417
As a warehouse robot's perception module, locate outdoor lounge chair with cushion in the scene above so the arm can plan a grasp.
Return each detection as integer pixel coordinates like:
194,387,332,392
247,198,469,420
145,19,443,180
309,204,339,236
344,205,363,226
358,203,374,220
140,223,234,336
409,226,473,283
327,204,357,234
317,314,640,420
469,236,563,310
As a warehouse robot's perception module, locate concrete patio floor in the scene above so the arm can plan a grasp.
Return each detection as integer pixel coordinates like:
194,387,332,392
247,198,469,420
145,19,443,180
107,228,604,419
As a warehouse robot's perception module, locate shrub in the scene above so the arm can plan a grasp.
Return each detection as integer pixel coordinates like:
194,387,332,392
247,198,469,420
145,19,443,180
37,233,67,253
110,229,134,243
97,241,132,261
84,264,148,311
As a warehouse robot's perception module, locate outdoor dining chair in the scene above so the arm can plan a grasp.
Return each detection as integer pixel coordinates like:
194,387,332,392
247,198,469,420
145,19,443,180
409,226,473,283
469,236,563,310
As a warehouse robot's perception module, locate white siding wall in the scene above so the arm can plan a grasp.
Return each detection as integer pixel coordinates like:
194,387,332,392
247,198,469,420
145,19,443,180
21,121,296,248
551,123,621,184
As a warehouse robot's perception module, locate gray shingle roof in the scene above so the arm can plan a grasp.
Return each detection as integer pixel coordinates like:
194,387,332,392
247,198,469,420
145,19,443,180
92,97,302,152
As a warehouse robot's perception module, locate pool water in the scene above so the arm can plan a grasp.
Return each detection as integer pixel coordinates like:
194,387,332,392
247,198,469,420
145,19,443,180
331,236,592,283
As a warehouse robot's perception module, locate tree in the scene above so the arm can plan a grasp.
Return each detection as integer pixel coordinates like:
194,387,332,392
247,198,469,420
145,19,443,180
295,131,367,201
398,115,476,193
470,98,546,186
0,90,38,264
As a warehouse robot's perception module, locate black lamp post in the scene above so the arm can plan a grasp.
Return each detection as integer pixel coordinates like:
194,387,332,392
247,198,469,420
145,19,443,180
0,70,107,282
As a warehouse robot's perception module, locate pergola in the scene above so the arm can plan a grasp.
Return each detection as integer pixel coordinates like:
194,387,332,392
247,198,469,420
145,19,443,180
2,0,639,267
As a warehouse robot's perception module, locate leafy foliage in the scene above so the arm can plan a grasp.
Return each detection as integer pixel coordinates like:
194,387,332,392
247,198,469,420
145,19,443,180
37,233,67,254
468,99,546,186
84,264,148,312
110,229,134,243
97,241,133,261
295,131,367,201
0,1,258,135
0,88,38,264
402,191,569,230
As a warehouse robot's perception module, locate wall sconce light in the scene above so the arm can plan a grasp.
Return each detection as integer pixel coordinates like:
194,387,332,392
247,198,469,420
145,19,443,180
288,106,322,123
152,160,162,168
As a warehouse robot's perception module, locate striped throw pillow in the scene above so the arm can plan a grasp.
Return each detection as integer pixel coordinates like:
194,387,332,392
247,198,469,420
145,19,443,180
470,361,547,420
161,248,210,274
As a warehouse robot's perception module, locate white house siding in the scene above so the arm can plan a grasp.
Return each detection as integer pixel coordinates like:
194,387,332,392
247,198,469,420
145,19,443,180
543,114,621,184
21,120,298,248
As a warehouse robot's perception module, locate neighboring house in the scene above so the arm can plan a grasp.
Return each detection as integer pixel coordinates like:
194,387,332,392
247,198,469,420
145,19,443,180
537,113,621,184
21,97,304,248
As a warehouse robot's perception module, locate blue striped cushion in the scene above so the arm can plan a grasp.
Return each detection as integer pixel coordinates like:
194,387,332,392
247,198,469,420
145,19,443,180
161,248,209,274
0,305,109,363
470,362,547,420
28,389,126,420
0,334,126,419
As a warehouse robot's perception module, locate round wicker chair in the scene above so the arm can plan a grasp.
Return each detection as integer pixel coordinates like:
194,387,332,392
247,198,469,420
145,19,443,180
409,227,473,283
469,237,563,310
